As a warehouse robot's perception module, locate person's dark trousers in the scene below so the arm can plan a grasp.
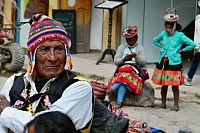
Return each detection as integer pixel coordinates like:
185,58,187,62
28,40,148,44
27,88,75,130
187,52,200,79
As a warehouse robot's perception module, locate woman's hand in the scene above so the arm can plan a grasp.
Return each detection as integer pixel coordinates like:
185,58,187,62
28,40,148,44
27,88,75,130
123,53,137,62
179,49,184,54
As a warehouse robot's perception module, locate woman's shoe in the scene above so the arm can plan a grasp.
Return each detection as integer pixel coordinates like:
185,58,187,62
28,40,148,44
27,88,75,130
173,104,179,111
184,79,192,86
161,103,166,109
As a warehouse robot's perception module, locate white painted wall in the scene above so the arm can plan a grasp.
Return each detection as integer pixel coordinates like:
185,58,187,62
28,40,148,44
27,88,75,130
173,0,196,28
143,0,166,63
90,0,103,50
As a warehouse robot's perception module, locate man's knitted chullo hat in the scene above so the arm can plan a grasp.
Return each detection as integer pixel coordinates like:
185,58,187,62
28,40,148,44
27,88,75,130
27,14,72,74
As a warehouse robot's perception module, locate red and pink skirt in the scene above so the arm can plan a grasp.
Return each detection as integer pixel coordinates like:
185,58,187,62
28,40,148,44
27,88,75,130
107,64,144,94
152,57,184,86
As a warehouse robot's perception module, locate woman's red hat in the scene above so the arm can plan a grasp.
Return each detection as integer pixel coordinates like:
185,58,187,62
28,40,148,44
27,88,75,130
122,26,138,38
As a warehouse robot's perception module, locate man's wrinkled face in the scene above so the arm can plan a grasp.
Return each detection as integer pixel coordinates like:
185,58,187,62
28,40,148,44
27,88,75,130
35,40,66,80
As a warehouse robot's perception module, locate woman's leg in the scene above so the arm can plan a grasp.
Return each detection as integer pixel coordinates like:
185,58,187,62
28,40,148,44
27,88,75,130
161,86,168,108
116,83,127,107
111,82,122,91
172,86,179,111
187,52,200,80
107,82,123,103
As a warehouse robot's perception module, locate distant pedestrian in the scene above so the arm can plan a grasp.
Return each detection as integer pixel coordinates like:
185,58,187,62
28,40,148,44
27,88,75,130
184,1,200,86
107,26,147,108
151,9,196,111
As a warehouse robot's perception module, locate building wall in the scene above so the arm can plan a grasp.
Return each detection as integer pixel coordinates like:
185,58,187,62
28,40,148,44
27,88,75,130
90,0,103,50
3,0,12,25
125,0,145,48
19,0,30,48
143,0,167,63
19,0,59,48
48,0,59,18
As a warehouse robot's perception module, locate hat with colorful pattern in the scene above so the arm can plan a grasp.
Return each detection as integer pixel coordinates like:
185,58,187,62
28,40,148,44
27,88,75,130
122,26,138,38
27,14,72,74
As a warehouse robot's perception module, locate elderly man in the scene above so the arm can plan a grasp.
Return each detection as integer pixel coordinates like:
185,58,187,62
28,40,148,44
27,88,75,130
0,14,93,133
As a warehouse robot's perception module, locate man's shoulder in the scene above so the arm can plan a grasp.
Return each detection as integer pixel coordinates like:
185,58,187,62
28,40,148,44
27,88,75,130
13,72,27,80
63,80,93,97
69,80,92,89
57,71,92,92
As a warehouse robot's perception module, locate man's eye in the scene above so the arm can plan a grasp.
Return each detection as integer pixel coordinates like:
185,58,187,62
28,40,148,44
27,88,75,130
39,47,49,51
55,46,64,50
38,47,50,54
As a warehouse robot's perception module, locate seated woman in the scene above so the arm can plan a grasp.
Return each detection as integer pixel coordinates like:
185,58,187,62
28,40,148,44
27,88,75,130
24,111,79,133
107,26,147,108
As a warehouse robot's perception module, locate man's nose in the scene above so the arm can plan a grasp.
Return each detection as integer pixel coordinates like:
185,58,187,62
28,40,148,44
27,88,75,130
48,48,57,61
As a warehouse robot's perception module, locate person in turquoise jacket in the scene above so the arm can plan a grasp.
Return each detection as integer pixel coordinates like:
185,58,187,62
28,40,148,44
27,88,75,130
151,9,196,111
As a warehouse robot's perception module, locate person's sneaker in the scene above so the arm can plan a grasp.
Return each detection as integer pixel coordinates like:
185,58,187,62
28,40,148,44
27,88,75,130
184,75,192,86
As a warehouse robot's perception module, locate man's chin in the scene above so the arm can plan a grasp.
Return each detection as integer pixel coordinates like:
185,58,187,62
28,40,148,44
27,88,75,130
44,69,63,78
43,73,58,79
35,67,64,80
